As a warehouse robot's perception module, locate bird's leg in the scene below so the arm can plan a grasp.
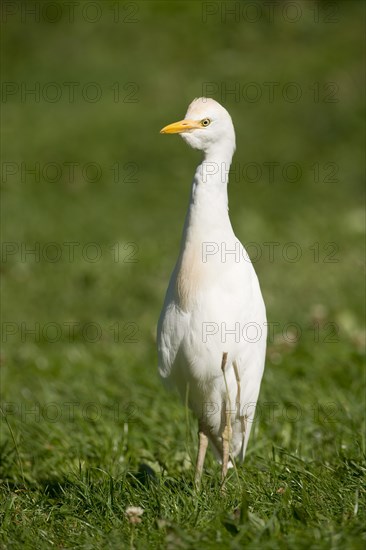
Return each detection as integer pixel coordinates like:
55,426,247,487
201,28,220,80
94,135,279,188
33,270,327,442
194,421,209,488
233,360,249,462
232,360,241,417
221,352,232,484
221,419,232,483
233,360,246,434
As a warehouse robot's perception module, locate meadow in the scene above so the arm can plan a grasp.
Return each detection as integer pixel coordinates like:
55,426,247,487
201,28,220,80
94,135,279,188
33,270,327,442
1,1,365,548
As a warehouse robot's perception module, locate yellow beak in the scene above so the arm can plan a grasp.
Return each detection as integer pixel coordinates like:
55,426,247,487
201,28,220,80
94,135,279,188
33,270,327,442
160,119,201,134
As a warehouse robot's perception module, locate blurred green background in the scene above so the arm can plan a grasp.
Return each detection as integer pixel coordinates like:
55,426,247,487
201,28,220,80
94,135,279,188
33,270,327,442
1,1,365,547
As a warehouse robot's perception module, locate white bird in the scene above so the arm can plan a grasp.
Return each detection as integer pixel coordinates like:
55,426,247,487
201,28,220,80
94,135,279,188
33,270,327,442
157,97,267,486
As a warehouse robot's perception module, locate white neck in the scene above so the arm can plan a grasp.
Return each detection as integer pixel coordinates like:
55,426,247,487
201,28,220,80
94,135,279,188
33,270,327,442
173,143,236,310
183,145,235,240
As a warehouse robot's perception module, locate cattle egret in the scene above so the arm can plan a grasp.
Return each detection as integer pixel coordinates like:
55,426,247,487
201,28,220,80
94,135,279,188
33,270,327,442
157,98,267,486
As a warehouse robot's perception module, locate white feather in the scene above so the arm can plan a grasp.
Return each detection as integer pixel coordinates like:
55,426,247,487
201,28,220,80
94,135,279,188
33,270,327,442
158,98,267,465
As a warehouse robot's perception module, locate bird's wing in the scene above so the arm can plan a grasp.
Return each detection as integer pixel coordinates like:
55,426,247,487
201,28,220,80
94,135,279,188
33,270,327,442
157,289,188,381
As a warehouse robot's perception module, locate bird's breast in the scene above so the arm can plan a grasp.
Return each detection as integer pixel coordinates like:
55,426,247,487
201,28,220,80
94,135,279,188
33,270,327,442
175,239,208,311
173,232,251,312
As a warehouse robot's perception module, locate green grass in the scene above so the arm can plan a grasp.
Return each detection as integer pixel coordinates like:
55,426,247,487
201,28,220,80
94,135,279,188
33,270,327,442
1,1,365,548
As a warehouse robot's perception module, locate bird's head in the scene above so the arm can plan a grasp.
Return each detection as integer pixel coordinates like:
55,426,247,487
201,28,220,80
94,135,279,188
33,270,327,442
160,97,236,157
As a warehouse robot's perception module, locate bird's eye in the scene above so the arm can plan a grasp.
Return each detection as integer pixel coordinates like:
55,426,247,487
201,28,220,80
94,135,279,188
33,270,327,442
201,118,211,127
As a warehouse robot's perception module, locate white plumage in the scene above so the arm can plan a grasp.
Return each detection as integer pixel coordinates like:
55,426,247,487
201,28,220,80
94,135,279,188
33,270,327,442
157,97,267,485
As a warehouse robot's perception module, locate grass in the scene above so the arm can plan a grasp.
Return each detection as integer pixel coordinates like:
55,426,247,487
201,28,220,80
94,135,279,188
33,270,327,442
1,1,365,548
